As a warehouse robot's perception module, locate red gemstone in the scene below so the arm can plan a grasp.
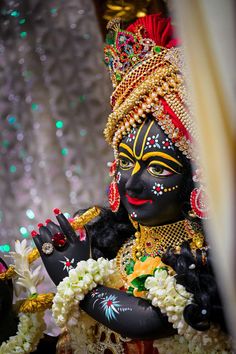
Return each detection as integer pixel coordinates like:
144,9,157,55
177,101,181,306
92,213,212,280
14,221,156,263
53,208,61,215
31,230,38,238
150,139,155,144
146,242,152,247
45,219,52,224
38,223,43,228
52,232,67,247
65,261,71,267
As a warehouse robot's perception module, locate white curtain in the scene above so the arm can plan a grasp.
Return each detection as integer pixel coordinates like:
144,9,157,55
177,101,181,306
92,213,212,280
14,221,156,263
172,0,236,338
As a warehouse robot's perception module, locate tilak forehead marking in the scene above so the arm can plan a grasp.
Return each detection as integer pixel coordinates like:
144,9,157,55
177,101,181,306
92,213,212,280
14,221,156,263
133,120,154,159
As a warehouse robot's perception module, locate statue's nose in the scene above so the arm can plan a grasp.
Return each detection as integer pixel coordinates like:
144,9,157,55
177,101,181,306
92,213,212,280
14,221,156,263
125,173,144,197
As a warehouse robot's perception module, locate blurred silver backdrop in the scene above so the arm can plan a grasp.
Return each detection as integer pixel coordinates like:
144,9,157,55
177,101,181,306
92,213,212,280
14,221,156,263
0,0,112,255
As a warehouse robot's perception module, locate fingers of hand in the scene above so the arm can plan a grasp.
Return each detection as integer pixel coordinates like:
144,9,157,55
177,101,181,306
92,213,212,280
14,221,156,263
46,221,62,235
39,225,53,243
56,213,76,243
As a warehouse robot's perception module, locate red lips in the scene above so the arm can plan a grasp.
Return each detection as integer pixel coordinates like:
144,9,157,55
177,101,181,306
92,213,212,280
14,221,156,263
126,194,153,205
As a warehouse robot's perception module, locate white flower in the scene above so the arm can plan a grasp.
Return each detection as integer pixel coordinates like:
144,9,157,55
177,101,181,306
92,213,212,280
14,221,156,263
0,313,45,354
0,240,47,354
8,240,44,296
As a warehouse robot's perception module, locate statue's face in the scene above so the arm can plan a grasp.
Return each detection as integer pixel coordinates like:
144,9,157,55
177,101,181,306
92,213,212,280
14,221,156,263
117,117,188,226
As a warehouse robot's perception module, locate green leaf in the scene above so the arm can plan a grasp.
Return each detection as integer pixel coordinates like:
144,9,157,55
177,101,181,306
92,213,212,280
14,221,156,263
127,286,134,295
154,266,168,273
131,274,150,291
140,255,148,262
125,259,135,275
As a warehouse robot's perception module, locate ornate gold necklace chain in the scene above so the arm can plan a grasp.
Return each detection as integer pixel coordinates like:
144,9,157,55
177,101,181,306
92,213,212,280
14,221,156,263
116,219,205,284
132,218,204,260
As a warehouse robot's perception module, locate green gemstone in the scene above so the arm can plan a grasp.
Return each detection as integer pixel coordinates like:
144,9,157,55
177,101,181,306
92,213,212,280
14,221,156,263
116,73,122,81
154,46,161,53
106,33,115,45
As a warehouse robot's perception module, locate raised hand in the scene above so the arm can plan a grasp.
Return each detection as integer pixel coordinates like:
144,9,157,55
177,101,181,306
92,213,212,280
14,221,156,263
32,209,90,285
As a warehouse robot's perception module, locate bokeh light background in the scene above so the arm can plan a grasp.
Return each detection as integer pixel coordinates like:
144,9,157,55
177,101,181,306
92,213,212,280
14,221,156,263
0,0,112,256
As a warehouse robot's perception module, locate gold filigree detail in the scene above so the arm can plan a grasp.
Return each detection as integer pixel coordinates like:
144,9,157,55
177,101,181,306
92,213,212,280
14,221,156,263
129,219,205,260
89,323,130,354
20,293,54,313
70,206,101,230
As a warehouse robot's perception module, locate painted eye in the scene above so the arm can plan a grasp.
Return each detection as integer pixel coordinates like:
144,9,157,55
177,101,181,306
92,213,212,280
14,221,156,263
119,158,134,170
147,165,174,177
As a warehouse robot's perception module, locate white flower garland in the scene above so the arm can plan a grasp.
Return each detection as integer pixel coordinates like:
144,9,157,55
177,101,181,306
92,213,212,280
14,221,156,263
0,313,45,354
0,240,46,354
52,258,118,328
145,268,231,353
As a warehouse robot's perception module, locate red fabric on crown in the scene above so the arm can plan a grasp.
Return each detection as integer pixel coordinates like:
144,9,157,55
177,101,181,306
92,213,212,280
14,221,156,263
160,97,192,142
126,14,180,48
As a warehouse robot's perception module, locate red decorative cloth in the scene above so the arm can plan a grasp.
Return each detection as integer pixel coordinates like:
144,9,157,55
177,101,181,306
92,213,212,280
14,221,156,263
126,13,180,48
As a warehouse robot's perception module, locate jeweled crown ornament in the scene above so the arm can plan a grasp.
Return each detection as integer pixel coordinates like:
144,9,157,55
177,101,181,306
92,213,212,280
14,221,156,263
104,14,196,161
104,16,171,89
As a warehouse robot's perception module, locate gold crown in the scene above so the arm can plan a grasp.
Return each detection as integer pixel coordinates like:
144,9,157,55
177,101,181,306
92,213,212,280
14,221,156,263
103,16,196,160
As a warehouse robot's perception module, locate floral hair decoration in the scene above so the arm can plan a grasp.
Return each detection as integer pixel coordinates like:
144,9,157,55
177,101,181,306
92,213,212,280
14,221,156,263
104,14,208,219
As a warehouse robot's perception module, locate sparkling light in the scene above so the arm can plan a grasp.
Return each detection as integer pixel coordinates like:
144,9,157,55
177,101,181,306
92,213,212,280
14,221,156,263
11,10,20,17
20,31,27,39
80,129,87,137
26,209,35,219
9,165,17,173
7,116,16,124
31,103,39,111
0,244,10,252
50,8,57,14
19,226,29,238
61,148,68,156
19,18,26,25
56,120,64,129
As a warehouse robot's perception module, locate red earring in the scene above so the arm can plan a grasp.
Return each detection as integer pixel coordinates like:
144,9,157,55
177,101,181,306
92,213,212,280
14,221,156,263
108,159,120,212
108,179,120,212
190,186,209,219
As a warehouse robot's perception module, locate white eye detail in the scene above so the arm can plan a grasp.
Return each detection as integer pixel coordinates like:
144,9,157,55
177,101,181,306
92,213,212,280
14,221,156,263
119,158,134,170
147,165,174,177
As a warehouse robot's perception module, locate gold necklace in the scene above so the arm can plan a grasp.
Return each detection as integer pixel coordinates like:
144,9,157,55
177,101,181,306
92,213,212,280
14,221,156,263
116,218,205,287
130,218,205,260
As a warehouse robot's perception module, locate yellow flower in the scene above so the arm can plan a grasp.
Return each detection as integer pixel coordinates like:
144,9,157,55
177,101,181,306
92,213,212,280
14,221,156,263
127,256,163,285
133,289,147,298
